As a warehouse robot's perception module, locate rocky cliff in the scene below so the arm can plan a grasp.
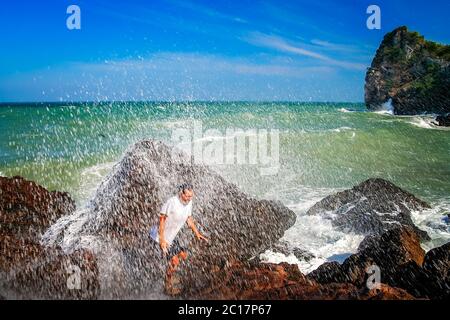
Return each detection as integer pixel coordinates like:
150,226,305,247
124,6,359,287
365,26,450,115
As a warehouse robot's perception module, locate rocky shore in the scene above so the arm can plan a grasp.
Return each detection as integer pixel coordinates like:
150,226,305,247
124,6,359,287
1,140,448,299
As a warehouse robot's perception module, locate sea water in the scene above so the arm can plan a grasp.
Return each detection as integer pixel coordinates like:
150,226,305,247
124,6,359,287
1,101,449,273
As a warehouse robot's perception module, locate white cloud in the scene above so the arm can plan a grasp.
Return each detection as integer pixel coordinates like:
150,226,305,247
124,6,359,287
243,32,368,71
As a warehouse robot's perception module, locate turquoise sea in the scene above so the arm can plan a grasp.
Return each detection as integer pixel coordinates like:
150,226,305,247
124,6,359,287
1,102,449,271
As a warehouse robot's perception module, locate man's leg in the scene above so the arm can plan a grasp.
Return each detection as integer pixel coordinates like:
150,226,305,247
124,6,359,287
165,251,187,295
166,251,187,279
164,240,188,294
178,250,188,261
166,254,180,278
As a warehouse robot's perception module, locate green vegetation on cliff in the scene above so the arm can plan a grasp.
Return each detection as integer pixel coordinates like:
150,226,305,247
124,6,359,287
365,26,450,115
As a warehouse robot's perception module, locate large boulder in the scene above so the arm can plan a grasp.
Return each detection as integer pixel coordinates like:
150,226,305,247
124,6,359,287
365,26,450,115
0,176,75,241
0,176,99,299
308,227,425,287
0,239,99,299
42,140,296,298
306,178,430,240
387,242,449,300
423,242,450,283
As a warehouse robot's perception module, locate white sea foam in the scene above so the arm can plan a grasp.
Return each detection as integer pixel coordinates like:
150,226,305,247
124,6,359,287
330,126,353,133
409,117,434,129
407,116,450,130
411,200,450,251
76,161,116,206
260,185,365,274
260,182,450,274
373,98,394,115
260,212,365,274
374,109,394,115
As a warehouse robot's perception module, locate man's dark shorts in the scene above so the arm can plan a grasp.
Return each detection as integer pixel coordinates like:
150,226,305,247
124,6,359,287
150,237,187,260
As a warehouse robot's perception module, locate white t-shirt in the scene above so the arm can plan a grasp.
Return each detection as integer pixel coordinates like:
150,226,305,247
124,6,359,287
150,195,192,246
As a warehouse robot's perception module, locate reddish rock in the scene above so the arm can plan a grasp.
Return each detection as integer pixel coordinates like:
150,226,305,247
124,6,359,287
362,284,417,300
0,176,99,299
0,176,75,241
180,260,415,300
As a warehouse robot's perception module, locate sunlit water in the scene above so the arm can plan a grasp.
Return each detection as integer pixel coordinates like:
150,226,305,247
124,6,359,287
1,102,449,274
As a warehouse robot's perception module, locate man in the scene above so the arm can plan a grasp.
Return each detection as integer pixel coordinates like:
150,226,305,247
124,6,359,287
149,183,208,295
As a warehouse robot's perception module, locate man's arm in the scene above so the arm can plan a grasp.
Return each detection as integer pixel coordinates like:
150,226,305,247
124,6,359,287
159,215,169,254
186,216,208,241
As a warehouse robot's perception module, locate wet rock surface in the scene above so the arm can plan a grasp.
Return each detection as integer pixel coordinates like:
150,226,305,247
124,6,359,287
270,240,315,262
182,260,415,300
1,143,448,300
41,139,297,297
0,176,99,299
0,176,75,241
308,226,449,299
308,226,425,286
306,178,430,240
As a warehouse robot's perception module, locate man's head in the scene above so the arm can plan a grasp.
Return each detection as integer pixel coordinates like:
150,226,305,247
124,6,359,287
178,183,194,204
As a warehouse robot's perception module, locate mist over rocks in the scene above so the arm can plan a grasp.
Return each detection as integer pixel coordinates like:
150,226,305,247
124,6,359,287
306,178,430,241
1,143,447,300
42,139,296,297
0,176,99,299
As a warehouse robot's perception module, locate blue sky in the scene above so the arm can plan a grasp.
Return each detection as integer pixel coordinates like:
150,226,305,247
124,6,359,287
0,0,449,102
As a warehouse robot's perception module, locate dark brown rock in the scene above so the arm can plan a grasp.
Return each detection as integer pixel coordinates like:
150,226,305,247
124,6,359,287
0,176,75,241
308,226,425,288
270,240,315,262
389,240,450,300
0,176,99,299
2,246,100,299
306,178,430,240
181,260,415,300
